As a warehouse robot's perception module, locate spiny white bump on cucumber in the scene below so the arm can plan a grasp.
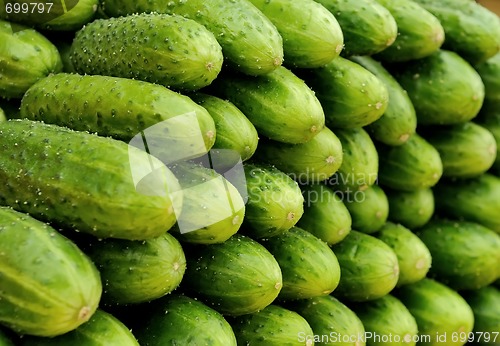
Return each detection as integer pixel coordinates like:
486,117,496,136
310,125,317,133
78,306,91,321
375,102,383,110
325,156,335,164
286,212,295,221
274,282,282,290
415,258,427,270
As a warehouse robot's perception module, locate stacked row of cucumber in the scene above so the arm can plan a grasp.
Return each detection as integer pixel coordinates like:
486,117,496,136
1,0,500,345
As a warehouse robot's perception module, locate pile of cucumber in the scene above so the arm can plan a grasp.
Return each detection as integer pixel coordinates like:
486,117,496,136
0,0,500,345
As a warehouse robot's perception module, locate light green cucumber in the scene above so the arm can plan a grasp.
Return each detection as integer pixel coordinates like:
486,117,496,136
344,184,389,234
386,188,435,229
0,107,5,122
463,286,500,346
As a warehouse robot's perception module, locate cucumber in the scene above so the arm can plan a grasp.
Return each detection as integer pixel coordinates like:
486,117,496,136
417,220,500,290
349,294,418,346
101,0,284,76
331,231,399,301
0,107,5,122
20,73,217,156
20,310,139,346
413,0,500,65
421,122,497,178
229,305,315,346
315,0,397,57
386,188,434,229
389,50,485,125
70,13,223,91
243,163,304,239
376,222,432,287
260,227,341,300
247,0,343,68
85,232,185,305
0,207,101,337
210,66,325,144
133,295,237,346
0,20,62,99
476,53,500,103
350,56,416,146
0,119,181,240
463,286,500,346
377,134,443,191
373,0,444,62
298,183,352,245
344,185,389,234
182,234,282,316
191,94,258,161
254,127,343,183
0,329,13,346
298,56,389,129
395,278,474,346
477,112,500,175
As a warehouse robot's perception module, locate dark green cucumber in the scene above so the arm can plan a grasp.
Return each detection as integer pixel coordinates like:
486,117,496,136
477,112,500,175
386,188,434,229
243,163,304,239
248,0,343,68
260,227,341,300
0,207,101,337
332,231,399,301
230,305,314,346
70,13,223,91
101,0,284,76
350,56,416,146
476,53,500,103
463,286,500,346
298,183,352,245
417,220,500,290
0,20,62,99
182,234,282,316
254,127,343,183
211,66,325,144
389,50,485,125
344,185,389,234
0,119,181,240
373,0,444,62
376,222,432,287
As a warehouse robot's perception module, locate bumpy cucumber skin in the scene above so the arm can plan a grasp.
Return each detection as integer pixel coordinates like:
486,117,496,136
183,234,283,316
0,119,180,240
261,227,341,300
0,207,101,337
134,295,237,346
248,0,343,68
386,188,434,229
211,66,325,144
20,310,139,346
344,185,388,234
414,0,500,65
230,305,314,346
20,73,216,154
0,20,62,99
376,222,432,287
86,233,186,305
192,93,257,161
390,50,485,125
332,231,399,302
463,286,500,346
395,279,474,346
351,56,416,146
101,0,283,76
373,0,444,62
316,0,397,57
243,163,304,239
70,14,223,91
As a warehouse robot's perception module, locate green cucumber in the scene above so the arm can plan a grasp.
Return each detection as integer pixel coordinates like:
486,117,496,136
0,20,62,99
477,111,500,175
211,66,325,144
417,220,500,290
373,0,444,62
389,50,485,125
344,185,389,234
298,56,389,129
70,13,223,91
182,234,282,316
298,183,352,245
21,73,216,161
230,305,315,346
254,127,343,183
386,188,435,229
0,207,101,337
260,227,341,300
376,222,432,287
0,107,5,122
463,286,500,346
332,231,399,301
243,163,304,239
101,0,284,76
248,0,343,68
0,119,181,240
20,310,139,346
476,53,500,103
350,56,416,146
